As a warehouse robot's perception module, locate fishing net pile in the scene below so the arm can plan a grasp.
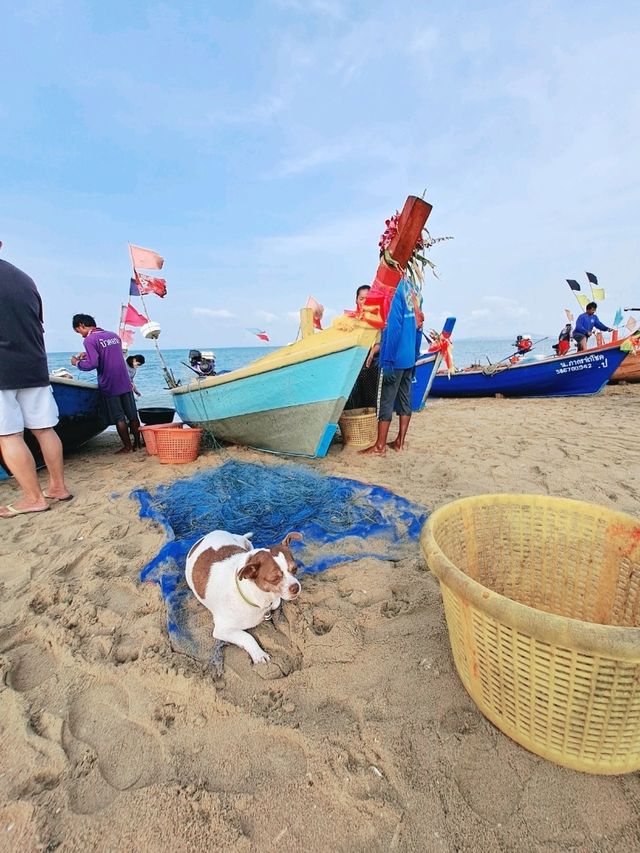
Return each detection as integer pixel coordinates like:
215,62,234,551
133,460,428,662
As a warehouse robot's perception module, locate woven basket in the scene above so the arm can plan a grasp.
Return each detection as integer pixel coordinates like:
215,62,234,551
155,427,203,464
421,494,640,774
139,423,183,456
339,408,377,447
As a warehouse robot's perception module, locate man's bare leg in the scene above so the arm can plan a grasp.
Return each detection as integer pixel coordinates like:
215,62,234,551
359,419,391,456
388,415,411,451
31,427,71,499
115,420,135,452
0,432,48,511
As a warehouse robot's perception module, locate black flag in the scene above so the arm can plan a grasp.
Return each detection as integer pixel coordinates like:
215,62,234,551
566,279,581,291
586,271,598,285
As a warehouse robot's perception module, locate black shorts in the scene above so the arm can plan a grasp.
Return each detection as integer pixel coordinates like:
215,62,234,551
378,368,413,421
102,391,139,425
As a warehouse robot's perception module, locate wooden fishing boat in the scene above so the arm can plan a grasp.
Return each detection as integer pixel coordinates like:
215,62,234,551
171,319,379,457
609,352,640,383
429,336,636,398
0,376,105,480
171,193,435,458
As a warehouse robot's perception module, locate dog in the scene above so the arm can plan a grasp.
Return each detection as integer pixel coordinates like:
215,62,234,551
185,529,303,667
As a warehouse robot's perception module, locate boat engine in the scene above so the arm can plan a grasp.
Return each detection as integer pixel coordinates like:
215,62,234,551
189,349,216,376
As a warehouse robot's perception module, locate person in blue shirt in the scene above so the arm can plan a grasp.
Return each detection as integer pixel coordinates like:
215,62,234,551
573,303,613,351
360,278,422,455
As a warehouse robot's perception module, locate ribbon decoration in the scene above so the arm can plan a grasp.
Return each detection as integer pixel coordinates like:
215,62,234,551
427,330,454,376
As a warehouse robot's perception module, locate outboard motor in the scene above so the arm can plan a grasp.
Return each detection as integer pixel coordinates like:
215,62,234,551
189,349,216,376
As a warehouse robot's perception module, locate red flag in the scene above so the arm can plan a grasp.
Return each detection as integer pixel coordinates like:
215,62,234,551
123,303,148,327
136,271,167,298
130,244,164,270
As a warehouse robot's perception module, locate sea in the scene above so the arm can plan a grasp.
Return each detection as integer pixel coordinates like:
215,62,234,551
46,338,532,408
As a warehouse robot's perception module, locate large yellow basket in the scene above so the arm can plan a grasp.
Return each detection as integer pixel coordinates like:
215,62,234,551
421,494,640,774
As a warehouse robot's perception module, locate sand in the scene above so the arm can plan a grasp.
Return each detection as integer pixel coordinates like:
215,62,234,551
1,384,639,852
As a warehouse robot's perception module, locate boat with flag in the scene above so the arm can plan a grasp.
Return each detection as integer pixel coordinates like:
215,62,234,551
429,335,637,398
0,375,105,481
170,195,443,457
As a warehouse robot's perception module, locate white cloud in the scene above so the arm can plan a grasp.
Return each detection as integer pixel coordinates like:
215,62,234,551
193,307,236,319
257,310,278,322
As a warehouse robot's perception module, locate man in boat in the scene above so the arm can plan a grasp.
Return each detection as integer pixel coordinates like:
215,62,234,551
71,314,141,453
551,324,572,356
0,242,73,518
572,303,613,352
359,278,422,455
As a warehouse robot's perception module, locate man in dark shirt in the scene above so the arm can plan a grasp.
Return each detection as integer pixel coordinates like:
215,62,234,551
71,314,141,452
0,242,72,518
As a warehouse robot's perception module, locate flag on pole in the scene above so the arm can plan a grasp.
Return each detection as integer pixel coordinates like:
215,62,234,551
123,303,149,327
130,244,164,270
564,308,574,323
613,308,623,327
626,316,638,332
585,272,598,285
129,277,140,296
591,287,606,301
246,327,269,342
566,279,581,291
576,293,589,309
135,272,167,298
305,295,324,330
120,328,135,346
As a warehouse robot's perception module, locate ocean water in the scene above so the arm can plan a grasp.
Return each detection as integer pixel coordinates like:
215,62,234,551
47,338,537,408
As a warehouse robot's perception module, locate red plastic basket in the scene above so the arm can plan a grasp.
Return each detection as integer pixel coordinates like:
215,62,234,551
155,427,203,464
140,423,184,456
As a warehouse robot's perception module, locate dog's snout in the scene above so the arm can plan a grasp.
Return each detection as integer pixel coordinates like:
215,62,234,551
288,581,301,598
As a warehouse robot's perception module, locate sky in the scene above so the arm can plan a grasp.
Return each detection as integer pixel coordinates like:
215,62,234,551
1,1,639,351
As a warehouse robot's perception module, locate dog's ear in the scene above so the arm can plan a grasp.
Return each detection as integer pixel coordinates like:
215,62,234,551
283,531,303,546
238,557,261,580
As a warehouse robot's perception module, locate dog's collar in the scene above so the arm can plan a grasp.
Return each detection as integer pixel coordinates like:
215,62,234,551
235,572,261,608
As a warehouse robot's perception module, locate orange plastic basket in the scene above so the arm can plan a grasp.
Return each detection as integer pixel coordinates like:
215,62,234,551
140,423,183,456
155,427,203,464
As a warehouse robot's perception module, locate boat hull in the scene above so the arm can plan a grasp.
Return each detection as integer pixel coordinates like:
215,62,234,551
171,322,378,457
610,353,640,384
0,377,106,480
430,343,630,398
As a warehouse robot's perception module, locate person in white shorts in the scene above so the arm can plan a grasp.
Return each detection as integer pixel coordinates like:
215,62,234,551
0,242,72,518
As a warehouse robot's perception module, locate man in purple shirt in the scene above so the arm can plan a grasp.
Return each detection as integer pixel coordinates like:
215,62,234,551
71,314,141,453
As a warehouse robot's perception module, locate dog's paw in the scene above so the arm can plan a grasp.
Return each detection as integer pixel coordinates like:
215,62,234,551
251,650,271,665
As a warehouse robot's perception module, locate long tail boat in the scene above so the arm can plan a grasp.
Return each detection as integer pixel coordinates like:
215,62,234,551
429,334,638,398
0,376,106,480
171,195,434,457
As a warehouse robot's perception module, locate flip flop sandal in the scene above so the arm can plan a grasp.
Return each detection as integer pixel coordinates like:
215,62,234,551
0,504,51,518
42,491,74,502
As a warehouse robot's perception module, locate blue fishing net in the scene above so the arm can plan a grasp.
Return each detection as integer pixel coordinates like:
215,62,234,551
133,460,428,662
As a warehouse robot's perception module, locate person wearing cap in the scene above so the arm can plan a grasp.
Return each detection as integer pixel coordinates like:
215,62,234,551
572,303,613,352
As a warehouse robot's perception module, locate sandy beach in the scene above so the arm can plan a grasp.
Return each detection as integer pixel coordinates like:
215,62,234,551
1,384,639,852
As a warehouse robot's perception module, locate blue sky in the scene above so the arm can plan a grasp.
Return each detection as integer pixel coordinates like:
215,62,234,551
1,1,639,351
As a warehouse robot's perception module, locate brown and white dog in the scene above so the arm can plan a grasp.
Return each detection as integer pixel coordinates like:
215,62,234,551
185,529,303,666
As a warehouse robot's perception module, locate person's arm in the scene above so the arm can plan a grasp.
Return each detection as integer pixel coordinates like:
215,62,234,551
73,337,99,372
594,316,612,332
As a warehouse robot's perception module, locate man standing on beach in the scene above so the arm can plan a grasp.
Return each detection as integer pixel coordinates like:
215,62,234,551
360,278,422,455
572,303,613,352
71,314,141,453
0,242,72,518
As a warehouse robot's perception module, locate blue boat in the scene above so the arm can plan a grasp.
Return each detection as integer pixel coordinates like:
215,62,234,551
427,338,634,398
171,319,379,457
0,376,105,480
411,317,456,411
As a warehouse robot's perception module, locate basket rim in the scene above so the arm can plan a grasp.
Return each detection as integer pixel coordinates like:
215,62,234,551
421,492,640,661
